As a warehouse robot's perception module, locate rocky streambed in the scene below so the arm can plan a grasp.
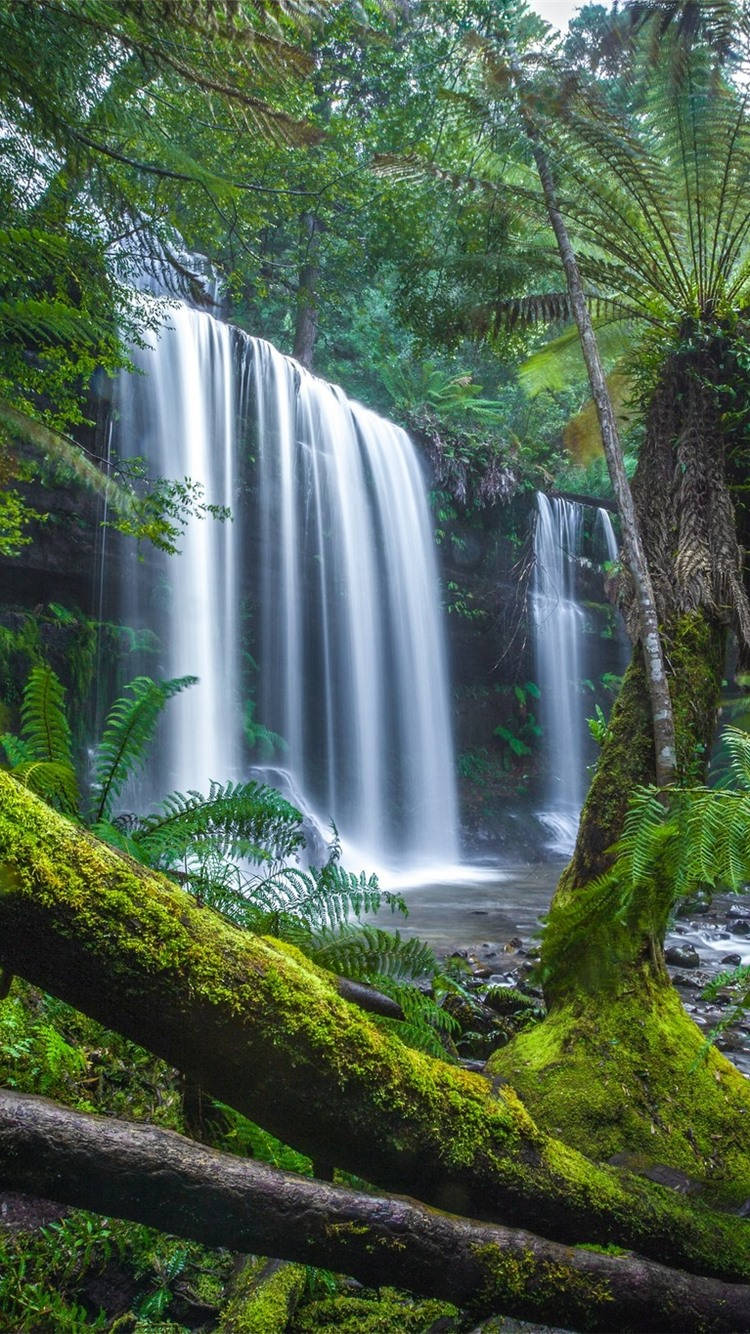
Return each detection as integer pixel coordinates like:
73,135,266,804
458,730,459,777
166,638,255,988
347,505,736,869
385,866,750,1077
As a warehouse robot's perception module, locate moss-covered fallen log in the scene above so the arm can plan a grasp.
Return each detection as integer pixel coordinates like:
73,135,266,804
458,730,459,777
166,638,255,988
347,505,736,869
0,773,748,1285
2,1088,750,1333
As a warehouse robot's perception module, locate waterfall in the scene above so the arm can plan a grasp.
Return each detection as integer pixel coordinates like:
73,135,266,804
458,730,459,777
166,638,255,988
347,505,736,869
116,304,458,869
532,495,586,853
116,303,239,798
532,495,626,856
595,506,619,565
252,338,459,868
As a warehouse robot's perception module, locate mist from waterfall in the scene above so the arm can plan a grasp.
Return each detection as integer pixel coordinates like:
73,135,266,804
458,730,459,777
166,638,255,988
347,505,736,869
116,303,459,871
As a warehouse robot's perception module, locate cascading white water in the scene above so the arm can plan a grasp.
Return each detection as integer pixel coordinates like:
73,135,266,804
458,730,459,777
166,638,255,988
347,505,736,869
532,495,627,856
116,303,240,797
532,494,586,853
595,506,619,565
252,337,459,868
117,304,459,868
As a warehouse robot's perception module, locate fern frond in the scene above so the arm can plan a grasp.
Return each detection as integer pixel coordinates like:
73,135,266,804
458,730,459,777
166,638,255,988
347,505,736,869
306,924,437,983
16,663,75,767
9,759,80,816
132,780,304,868
0,733,35,767
723,726,750,791
89,674,197,824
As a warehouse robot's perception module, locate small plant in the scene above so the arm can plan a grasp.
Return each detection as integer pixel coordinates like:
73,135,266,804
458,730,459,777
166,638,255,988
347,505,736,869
587,704,609,746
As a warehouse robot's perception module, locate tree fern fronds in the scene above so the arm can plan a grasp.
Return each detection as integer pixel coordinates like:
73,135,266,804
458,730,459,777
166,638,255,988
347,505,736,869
89,674,197,824
131,781,304,868
10,760,80,816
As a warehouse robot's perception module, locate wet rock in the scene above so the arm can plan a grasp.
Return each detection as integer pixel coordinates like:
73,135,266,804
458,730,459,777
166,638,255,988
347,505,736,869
721,953,743,967
504,936,523,952
733,919,750,935
665,943,700,969
671,972,703,989
675,896,711,917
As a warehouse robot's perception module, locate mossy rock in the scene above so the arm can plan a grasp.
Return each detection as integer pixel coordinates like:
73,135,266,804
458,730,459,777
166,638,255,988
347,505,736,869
291,1287,459,1333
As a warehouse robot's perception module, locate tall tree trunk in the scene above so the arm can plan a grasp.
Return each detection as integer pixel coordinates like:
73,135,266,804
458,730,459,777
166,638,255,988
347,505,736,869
489,353,746,1171
0,772,749,1280
513,75,677,788
2,1088,750,1333
292,212,321,369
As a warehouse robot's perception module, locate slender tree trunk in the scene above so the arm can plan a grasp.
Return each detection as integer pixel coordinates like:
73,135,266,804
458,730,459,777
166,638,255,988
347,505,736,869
515,84,677,788
2,1089,750,1333
293,212,321,369
0,773,749,1282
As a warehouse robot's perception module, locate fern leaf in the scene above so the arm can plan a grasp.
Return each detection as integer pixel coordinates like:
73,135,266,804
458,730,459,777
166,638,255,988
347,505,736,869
131,780,304,868
0,733,35,767
18,663,76,767
89,674,197,824
10,760,80,816
724,727,750,791
306,925,437,983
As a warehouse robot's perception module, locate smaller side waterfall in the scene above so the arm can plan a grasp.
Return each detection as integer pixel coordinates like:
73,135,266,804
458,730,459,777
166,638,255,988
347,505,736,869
595,506,619,565
532,494,627,855
532,495,586,852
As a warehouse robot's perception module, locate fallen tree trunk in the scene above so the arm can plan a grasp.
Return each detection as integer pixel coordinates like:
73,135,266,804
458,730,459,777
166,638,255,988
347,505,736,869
2,1088,749,1333
0,773,748,1284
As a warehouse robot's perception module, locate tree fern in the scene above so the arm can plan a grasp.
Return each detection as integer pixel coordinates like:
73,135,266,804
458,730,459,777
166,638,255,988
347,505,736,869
89,674,197,824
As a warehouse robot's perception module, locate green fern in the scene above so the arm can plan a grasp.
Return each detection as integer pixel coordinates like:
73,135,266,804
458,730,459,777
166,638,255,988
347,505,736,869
89,674,197,824
104,779,304,869
1,663,79,813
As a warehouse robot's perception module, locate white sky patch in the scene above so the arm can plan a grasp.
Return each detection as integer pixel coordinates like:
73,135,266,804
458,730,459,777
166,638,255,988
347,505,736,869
529,0,585,31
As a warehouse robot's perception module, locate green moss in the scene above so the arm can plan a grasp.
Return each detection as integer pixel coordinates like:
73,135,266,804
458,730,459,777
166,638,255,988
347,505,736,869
488,985,750,1198
220,1259,306,1334
470,1242,613,1322
291,1288,457,1333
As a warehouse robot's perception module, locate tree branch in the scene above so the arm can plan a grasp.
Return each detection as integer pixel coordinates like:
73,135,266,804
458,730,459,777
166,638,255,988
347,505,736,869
2,1089,749,1333
0,774,748,1284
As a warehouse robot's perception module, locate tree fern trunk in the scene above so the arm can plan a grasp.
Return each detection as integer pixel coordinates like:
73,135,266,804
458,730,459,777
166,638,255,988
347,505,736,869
515,82,677,788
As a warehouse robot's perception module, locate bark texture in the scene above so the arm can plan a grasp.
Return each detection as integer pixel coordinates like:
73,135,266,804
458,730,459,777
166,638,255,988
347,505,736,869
0,773,749,1281
2,1089,750,1333
519,98,677,787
